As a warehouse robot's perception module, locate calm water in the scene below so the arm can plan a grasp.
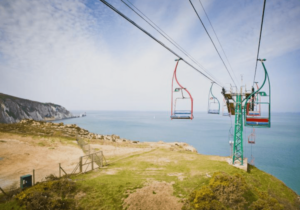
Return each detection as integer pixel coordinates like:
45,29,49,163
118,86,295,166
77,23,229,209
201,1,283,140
56,111,300,195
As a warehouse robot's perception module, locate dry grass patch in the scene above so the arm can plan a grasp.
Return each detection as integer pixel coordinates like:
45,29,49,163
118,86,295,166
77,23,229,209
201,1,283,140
123,181,183,210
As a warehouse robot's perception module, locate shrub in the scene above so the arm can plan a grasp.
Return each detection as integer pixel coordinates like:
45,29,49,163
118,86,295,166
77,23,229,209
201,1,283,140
183,186,225,210
209,172,247,209
16,178,77,210
183,172,286,210
249,191,283,210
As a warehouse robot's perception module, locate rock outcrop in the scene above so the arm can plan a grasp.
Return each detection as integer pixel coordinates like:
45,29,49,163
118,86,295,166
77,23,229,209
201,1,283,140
0,119,198,153
0,93,73,123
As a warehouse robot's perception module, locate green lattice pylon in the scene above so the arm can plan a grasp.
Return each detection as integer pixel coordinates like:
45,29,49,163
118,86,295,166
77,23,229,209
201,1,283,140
232,94,243,165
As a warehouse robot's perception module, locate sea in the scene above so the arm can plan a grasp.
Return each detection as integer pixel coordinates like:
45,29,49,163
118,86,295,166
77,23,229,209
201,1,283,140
56,111,300,195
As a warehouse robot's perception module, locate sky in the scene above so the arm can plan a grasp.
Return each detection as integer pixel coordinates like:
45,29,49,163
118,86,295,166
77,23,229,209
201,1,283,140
0,0,299,112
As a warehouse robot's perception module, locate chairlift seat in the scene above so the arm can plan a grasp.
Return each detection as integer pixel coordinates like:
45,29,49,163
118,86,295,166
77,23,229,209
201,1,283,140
170,115,192,119
246,122,269,125
208,110,219,114
244,60,270,128
246,117,269,125
171,110,192,119
174,110,191,114
248,111,260,116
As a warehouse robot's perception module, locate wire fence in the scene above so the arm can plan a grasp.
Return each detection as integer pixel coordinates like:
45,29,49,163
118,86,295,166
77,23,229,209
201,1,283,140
77,136,91,154
59,151,105,176
1,137,107,196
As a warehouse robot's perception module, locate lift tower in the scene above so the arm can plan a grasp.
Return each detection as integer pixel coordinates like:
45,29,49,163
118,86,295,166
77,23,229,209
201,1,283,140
223,59,271,165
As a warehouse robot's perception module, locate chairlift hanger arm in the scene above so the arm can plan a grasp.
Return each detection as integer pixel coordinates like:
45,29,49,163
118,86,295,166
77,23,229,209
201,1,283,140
171,59,194,119
243,59,268,103
208,82,220,114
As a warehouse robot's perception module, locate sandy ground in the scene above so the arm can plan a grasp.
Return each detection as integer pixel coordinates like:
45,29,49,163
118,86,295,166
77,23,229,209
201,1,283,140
0,134,157,190
0,135,84,189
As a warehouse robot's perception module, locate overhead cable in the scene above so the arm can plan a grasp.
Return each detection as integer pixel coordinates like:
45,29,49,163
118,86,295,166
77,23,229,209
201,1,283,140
189,0,237,87
98,0,223,87
121,0,223,86
198,0,239,86
253,0,267,86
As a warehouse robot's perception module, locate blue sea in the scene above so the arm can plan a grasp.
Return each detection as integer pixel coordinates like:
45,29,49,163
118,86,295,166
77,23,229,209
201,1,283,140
56,111,300,195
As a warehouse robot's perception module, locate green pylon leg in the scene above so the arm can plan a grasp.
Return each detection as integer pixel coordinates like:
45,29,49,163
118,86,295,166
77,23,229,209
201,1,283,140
232,94,244,165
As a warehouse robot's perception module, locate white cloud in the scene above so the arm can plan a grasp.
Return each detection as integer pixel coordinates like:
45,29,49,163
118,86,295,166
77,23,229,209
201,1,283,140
0,0,299,111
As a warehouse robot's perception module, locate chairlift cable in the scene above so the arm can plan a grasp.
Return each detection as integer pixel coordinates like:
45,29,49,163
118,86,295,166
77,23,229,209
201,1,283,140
198,0,239,86
189,0,237,87
98,0,223,87
121,0,223,86
253,0,267,86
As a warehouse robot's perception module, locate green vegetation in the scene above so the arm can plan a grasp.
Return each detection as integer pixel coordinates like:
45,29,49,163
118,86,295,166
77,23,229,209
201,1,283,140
76,149,299,209
0,200,25,210
2,147,299,209
37,142,46,146
0,120,88,140
183,171,285,209
0,125,299,209
0,93,45,105
15,175,77,210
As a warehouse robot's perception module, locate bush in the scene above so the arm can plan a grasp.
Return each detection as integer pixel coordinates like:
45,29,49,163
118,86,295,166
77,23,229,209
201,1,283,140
209,172,247,209
185,186,225,210
16,178,77,210
249,191,283,210
183,172,285,210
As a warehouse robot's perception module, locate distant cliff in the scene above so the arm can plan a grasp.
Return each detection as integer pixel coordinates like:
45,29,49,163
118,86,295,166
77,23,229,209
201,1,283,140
0,93,73,123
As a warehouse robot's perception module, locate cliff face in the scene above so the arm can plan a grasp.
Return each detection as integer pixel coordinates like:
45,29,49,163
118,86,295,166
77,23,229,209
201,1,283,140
0,93,73,123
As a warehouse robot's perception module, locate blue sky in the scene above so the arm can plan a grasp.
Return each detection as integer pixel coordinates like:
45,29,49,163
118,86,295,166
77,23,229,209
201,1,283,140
0,0,299,112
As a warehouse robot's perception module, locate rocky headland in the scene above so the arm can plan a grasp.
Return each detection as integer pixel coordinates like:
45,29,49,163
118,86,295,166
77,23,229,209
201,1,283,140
0,93,73,123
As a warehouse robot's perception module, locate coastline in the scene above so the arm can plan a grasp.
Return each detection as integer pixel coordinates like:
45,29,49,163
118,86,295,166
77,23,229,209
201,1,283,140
0,119,299,209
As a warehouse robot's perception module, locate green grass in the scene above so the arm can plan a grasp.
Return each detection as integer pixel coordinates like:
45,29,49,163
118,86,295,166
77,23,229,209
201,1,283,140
76,171,144,209
70,148,299,209
37,142,46,146
0,129,298,209
0,200,25,210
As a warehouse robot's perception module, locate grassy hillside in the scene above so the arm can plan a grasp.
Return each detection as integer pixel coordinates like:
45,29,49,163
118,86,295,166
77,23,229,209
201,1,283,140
0,125,299,209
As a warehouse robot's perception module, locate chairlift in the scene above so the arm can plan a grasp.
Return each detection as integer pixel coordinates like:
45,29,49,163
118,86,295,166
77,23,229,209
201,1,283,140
208,82,220,114
171,58,194,119
248,128,255,144
246,82,261,117
244,59,271,127
222,87,235,115
222,98,231,116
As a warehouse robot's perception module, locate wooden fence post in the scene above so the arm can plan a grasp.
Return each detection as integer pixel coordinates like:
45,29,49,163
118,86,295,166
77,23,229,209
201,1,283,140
59,163,61,178
101,152,103,167
91,154,94,170
33,169,35,185
79,157,82,173
0,187,7,196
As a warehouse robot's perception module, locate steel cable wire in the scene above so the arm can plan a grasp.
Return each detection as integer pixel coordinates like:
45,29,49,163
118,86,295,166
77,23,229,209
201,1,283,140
121,0,223,86
198,0,239,86
189,0,237,87
253,0,267,86
98,0,223,87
